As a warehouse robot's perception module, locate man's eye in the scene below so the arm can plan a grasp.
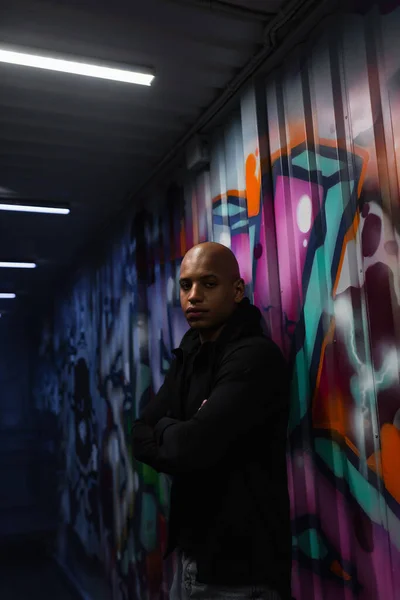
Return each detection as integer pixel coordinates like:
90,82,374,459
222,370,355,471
180,283,190,291
205,282,216,288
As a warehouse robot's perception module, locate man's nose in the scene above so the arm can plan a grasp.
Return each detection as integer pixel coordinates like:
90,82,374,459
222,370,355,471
188,283,203,303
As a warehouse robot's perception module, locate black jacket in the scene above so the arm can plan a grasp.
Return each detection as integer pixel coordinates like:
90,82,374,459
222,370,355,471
132,299,291,600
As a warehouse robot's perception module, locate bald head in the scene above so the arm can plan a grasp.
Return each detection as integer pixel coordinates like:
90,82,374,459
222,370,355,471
181,242,241,282
179,242,245,342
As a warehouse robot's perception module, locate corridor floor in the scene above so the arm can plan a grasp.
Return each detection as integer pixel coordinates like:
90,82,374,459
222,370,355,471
0,537,80,600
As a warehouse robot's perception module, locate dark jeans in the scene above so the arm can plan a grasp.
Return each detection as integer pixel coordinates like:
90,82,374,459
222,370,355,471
169,550,282,600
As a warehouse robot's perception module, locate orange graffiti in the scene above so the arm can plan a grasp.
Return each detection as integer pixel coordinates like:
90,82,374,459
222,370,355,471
330,559,352,581
332,212,361,298
210,150,261,220
380,423,400,503
180,219,187,256
366,449,382,475
269,135,369,199
312,389,347,439
245,150,261,217
312,317,336,408
212,189,246,204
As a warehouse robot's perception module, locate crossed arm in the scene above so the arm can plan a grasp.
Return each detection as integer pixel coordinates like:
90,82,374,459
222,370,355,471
132,342,287,475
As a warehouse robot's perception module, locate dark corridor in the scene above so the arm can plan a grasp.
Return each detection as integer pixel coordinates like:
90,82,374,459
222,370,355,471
0,537,80,600
0,1,399,600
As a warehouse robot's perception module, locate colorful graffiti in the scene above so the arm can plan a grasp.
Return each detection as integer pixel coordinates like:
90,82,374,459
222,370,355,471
33,4,400,600
275,140,400,599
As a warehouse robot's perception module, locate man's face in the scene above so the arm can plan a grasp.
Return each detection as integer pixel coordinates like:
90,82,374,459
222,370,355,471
179,249,244,338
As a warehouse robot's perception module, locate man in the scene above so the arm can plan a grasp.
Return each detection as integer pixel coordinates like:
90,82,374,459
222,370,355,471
132,242,291,600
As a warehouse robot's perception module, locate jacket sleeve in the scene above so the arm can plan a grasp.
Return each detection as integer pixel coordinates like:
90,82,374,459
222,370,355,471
132,341,288,475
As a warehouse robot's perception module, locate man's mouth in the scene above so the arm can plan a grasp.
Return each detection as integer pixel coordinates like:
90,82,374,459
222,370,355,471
186,308,208,319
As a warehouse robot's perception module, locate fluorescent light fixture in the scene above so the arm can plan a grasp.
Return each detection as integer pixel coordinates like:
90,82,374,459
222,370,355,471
0,203,70,215
0,293,16,299
0,262,36,269
0,48,154,86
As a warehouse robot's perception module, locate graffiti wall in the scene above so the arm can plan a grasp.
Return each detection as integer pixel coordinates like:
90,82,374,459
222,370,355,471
33,3,400,599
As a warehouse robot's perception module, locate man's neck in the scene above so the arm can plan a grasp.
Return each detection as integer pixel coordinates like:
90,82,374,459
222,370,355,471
199,304,241,343
199,323,226,344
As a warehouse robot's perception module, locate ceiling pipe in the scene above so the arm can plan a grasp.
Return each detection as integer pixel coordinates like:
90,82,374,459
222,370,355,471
165,0,276,21
131,0,334,203
263,0,314,44
64,0,338,291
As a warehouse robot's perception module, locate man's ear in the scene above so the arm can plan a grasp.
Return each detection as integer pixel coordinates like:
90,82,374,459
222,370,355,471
234,278,245,303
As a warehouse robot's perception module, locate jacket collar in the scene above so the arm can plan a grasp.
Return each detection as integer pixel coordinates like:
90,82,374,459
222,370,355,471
174,298,265,358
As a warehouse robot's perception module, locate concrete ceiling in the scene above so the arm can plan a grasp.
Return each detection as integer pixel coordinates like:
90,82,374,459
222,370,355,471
0,0,288,316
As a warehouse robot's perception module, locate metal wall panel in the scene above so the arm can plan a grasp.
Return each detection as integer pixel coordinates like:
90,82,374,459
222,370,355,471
33,4,400,599
261,6,400,598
